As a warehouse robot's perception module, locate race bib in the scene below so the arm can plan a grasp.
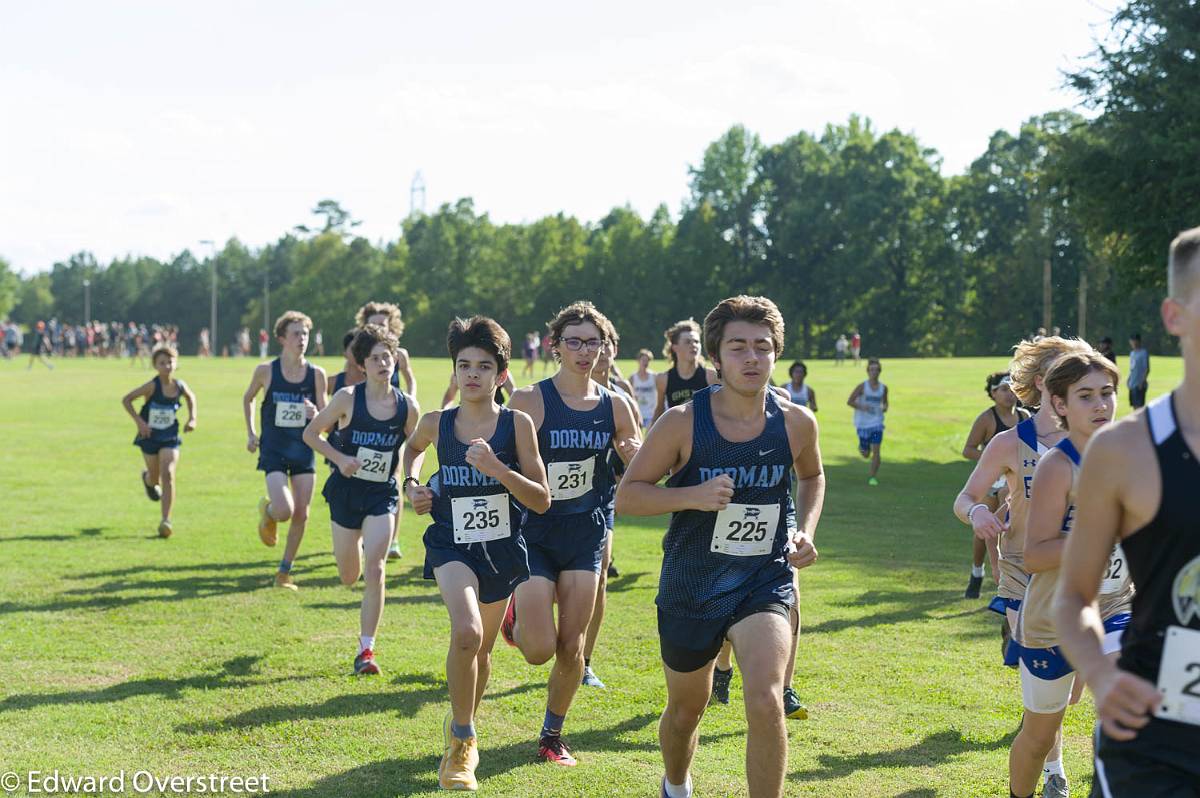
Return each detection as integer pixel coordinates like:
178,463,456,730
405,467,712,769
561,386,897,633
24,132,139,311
1155,625,1200,727
274,401,305,428
1101,544,1129,595
711,503,781,557
354,447,393,483
452,493,512,544
548,458,594,502
148,406,176,430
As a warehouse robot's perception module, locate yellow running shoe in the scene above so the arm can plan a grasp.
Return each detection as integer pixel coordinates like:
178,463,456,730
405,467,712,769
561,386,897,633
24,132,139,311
157,520,173,539
274,572,298,591
258,498,277,546
439,734,479,791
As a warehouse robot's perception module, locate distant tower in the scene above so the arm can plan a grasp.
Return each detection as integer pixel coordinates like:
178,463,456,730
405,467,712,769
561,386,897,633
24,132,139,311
410,171,427,216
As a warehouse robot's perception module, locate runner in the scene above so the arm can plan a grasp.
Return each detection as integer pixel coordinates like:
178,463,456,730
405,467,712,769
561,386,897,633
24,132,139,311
355,301,416,560
960,372,1028,598
582,328,644,689
440,371,516,409
847,359,888,486
121,344,197,538
1008,350,1129,798
522,331,539,379
653,319,720,424
953,335,1091,797
850,331,861,365
630,349,659,429
616,295,824,798
402,316,550,791
1056,227,1200,796
304,324,418,676
500,301,641,766
784,361,817,411
27,321,53,370
326,329,366,397
243,311,327,590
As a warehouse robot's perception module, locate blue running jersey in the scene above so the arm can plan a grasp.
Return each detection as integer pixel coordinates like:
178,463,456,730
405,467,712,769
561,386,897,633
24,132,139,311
139,376,184,443
428,407,526,545
260,358,317,458
536,379,615,516
327,384,408,486
658,386,795,619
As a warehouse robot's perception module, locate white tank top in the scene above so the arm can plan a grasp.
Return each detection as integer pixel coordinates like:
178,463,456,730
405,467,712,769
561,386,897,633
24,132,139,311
630,371,657,425
853,381,885,430
786,383,810,406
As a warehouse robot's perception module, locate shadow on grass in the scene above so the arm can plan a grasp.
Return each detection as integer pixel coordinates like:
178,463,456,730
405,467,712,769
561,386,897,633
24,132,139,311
264,711,737,798
0,655,315,714
790,727,1016,783
603,571,652,594
805,589,965,635
177,671,541,734
0,526,116,543
307,593,443,611
73,552,328,581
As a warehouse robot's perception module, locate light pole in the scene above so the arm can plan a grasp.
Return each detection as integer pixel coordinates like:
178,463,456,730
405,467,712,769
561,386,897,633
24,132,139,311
82,278,90,324
200,240,217,355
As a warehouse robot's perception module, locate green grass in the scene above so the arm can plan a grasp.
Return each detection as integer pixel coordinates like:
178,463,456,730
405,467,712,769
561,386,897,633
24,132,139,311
0,353,1183,797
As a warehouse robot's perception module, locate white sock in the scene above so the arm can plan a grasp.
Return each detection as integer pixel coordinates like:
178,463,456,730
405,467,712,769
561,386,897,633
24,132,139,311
1043,756,1064,779
663,776,692,798
359,635,375,653
971,565,984,578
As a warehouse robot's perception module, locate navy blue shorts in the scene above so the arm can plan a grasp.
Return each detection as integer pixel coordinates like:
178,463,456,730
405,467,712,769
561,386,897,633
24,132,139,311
857,426,884,452
524,506,608,579
423,524,530,605
658,581,794,673
258,445,316,476
133,436,180,455
321,473,397,529
1092,716,1200,797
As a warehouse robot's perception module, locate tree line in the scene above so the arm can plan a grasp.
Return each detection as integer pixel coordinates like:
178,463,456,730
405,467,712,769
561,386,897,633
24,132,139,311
0,0,1189,358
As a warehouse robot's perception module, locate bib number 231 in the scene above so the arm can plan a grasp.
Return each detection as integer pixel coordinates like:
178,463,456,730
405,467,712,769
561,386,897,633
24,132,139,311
548,459,594,501
1156,625,1200,727
711,503,781,557
452,494,512,544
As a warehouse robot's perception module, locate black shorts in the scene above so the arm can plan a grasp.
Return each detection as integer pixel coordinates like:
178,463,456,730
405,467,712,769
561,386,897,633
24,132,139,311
658,600,791,673
423,524,530,605
321,473,397,529
1091,718,1200,797
523,507,608,580
133,436,180,455
258,445,316,476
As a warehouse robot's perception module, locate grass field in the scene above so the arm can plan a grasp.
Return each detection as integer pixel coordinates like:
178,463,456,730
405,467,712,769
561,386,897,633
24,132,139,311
0,352,1183,798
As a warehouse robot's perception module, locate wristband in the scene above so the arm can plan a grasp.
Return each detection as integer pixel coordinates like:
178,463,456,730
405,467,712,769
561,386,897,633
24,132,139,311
403,476,420,490
966,503,988,524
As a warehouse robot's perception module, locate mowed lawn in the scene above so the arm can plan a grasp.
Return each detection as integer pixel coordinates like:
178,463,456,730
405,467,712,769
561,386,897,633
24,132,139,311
0,352,1183,797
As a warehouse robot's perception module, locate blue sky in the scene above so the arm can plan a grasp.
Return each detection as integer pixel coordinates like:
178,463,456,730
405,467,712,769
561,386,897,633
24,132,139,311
0,0,1115,274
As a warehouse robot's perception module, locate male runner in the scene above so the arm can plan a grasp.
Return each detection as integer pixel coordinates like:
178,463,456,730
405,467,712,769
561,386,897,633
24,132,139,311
1055,227,1200,796
630,349,659,428
847,359,888,485
653,319,720,424
500,301,641,766
784,361,817,411
243,311,327,590
617,295,824,798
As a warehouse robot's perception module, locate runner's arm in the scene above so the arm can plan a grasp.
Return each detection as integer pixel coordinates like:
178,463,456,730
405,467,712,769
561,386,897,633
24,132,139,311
401,411,438,514
615,408,731,516
242,363,270,440
846,383,863,410
651,372,667,424
397,348,417,397
1023,451,1070,573
504,411,551,513
612,392,643,465
808,387,818,413
787,408,824,569
121,381,154,428
312,366,328,411
181,381,198,431
952,430,1013,541
961,411,991,461
302,390,355,471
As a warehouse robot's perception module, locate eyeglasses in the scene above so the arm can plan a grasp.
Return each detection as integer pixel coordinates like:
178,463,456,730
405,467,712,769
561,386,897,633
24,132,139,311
562,337,602,352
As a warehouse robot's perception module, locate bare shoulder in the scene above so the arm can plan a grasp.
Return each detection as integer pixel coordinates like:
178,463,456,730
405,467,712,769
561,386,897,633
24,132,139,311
983,425,1018,459
1084,412,1152,468
780,400,818,437
396,348,411,363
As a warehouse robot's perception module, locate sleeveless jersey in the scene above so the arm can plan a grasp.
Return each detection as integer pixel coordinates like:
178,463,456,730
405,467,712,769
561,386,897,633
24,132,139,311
786,383,811,407
139,376,184,441
429,406,526,547
536,378,615,516
327,384,408,486
665,365,708,408
853,381,885,429
260,358,317,454
658,387,795,620
630,371,657,423
1118,394,1200,696
333,371,348,392
1016,438,1133,649
996,417,1046,600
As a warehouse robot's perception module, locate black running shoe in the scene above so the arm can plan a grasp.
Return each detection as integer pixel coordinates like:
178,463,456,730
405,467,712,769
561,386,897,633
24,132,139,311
964,573,983,599
607,559,619,578
142,470,161,502
710,666,732,705
783,686,808,719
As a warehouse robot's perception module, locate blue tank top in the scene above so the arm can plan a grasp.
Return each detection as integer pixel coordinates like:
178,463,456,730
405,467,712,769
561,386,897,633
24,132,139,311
260,358,317,453
139,376,183,441
328,384,408,486
536,378,615,516
429,407,526,541
658,386,795,619
333,371,348,392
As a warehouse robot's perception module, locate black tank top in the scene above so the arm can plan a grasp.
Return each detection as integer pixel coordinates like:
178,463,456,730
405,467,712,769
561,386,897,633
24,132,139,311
665,364,708,408
1117,393,1200,683
990,407,1012,435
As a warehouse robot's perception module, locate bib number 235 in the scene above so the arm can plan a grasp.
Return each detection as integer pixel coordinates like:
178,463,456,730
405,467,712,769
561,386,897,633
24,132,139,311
711,503,781,557
452,494,512,544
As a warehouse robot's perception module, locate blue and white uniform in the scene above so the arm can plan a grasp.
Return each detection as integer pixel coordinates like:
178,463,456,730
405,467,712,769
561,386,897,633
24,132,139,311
853,380,885,451
258,358,318,476
785,382,811,407
133,376,184,454
422,407,530,603
657,386,795,671
523,379,615,579
320,384,408,528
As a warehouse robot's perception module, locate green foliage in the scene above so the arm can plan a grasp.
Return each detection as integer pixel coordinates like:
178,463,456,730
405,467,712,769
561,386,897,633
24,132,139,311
0,256,18,319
